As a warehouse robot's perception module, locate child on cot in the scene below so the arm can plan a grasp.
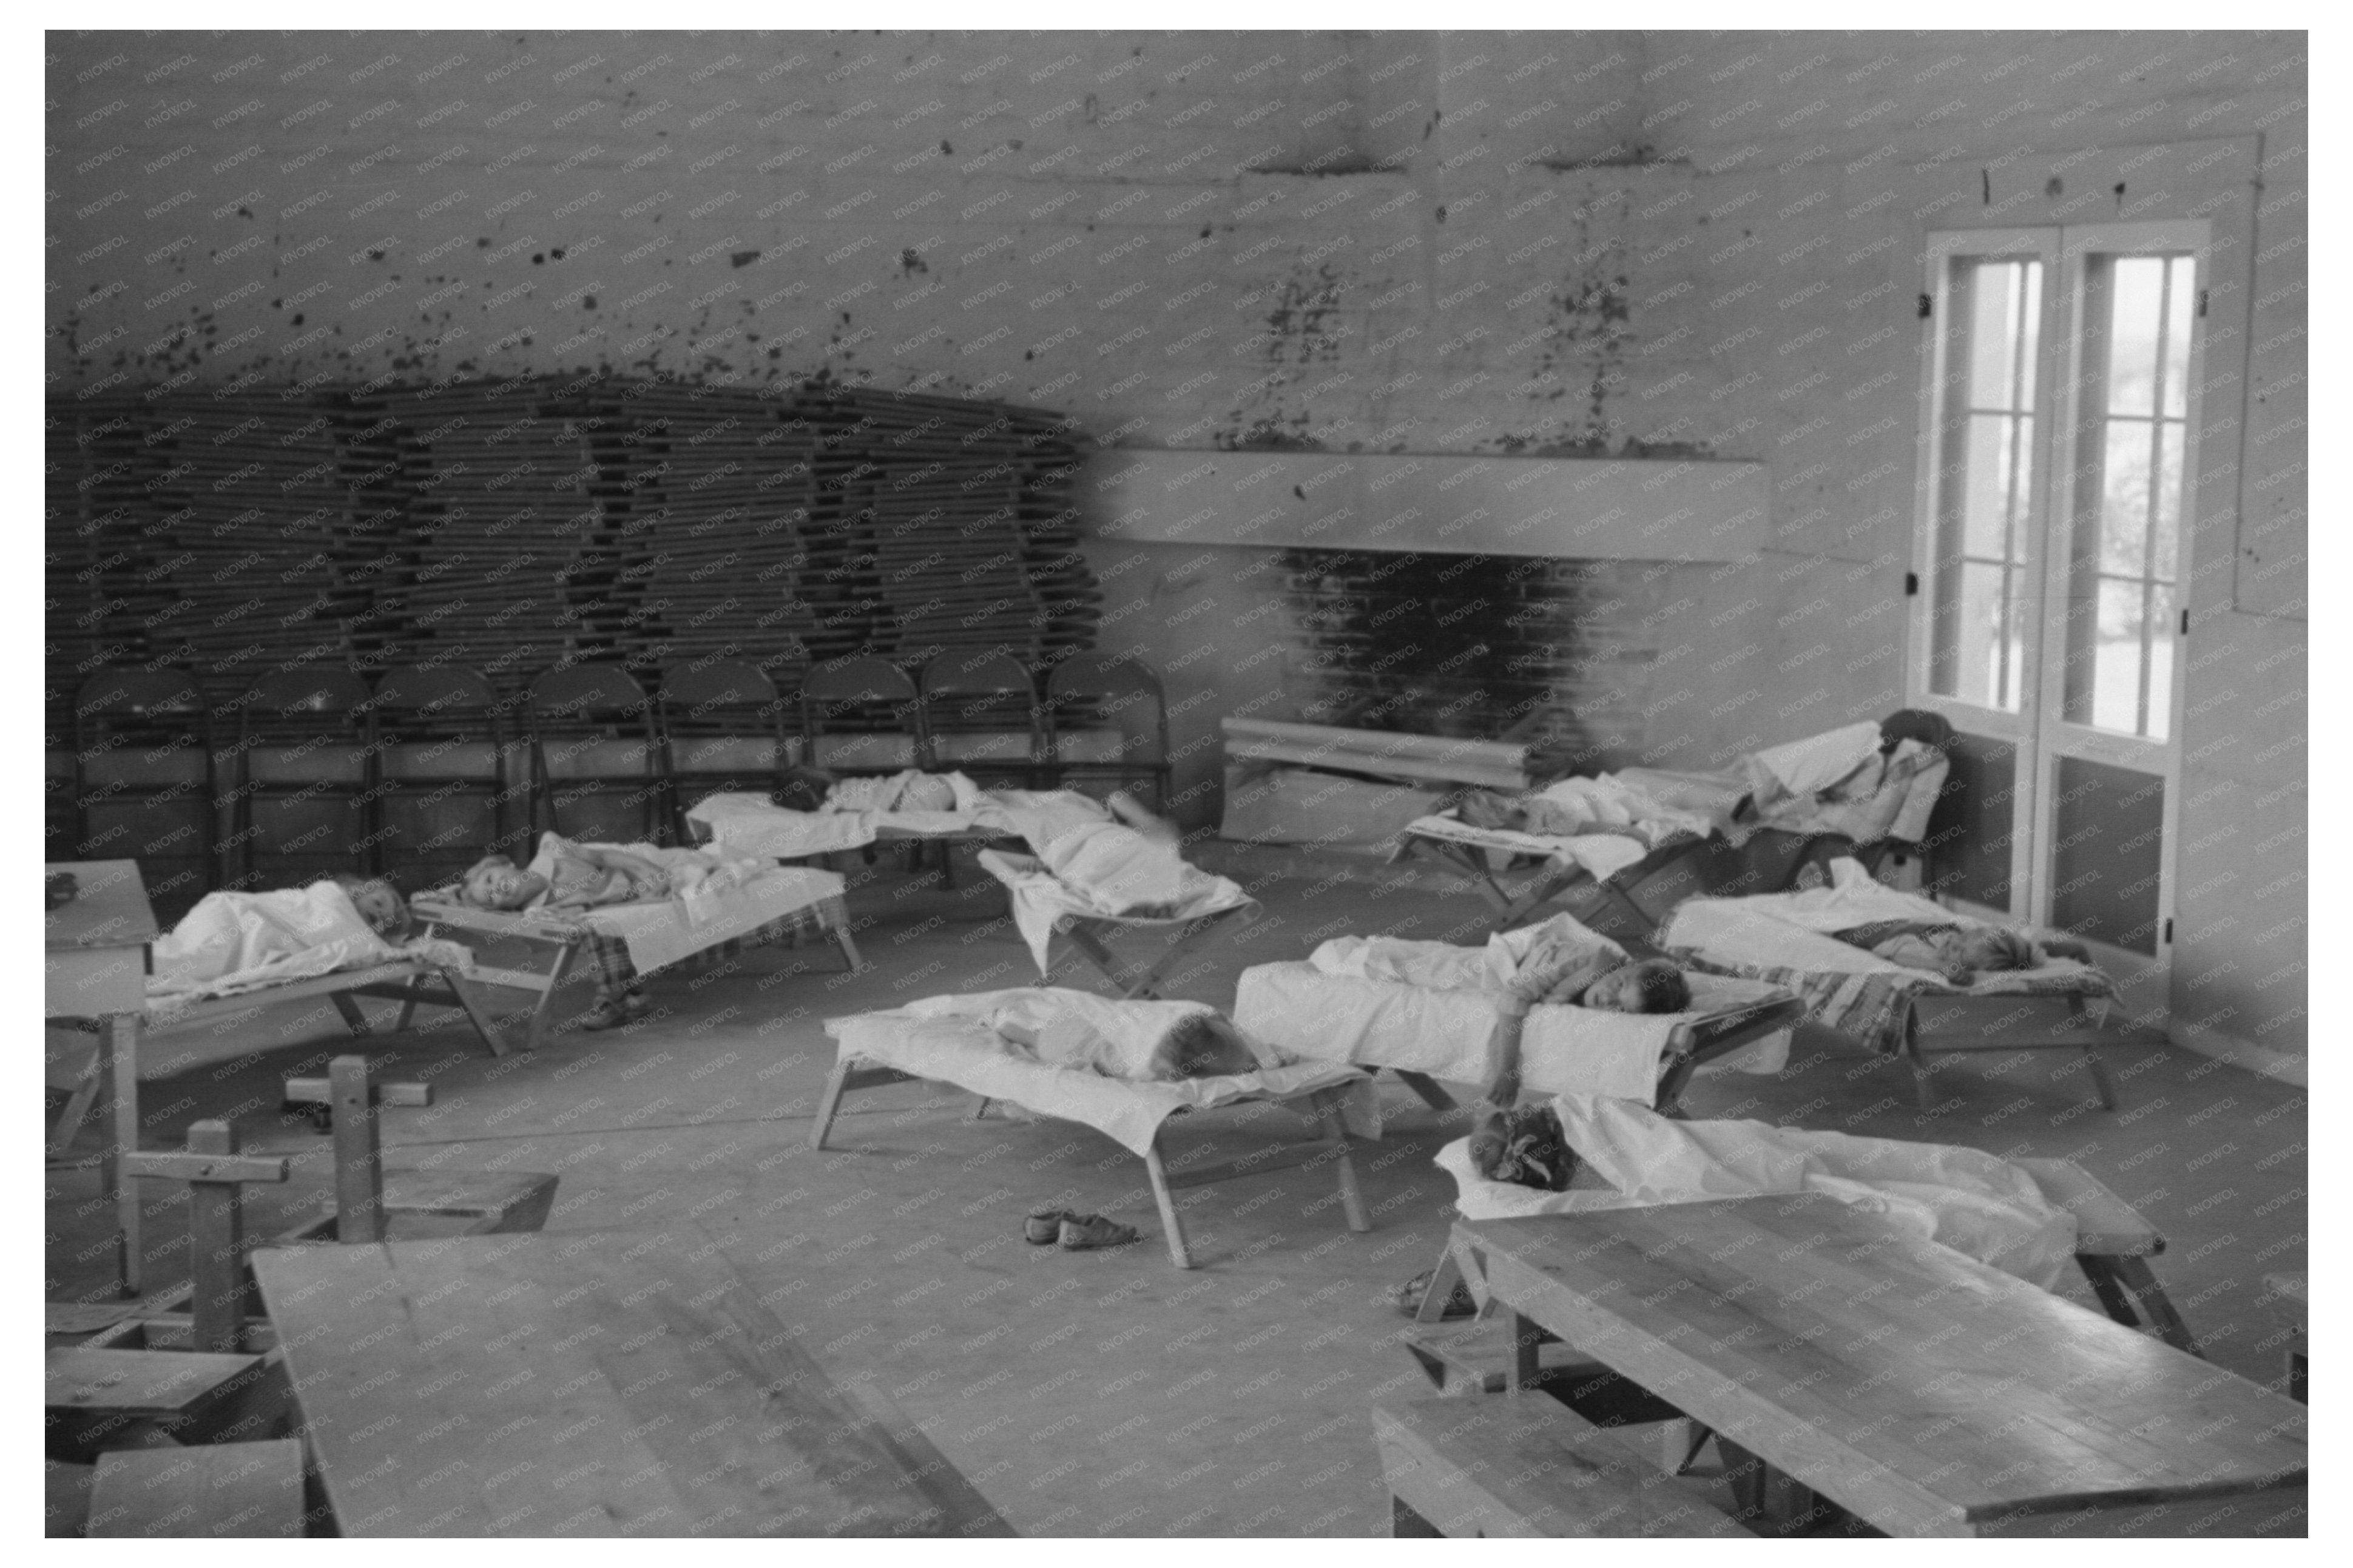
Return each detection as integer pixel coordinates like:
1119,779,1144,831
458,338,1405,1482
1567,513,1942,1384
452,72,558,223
1828,919,2088,987
454,836,750,1030
981,990,1268,1082
147,874,413,999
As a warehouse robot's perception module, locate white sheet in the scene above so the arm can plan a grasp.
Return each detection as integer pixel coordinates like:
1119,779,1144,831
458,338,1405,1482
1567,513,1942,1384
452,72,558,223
977,848,1254,976
825,990,1366,1157
1660,857,2108,993
1436,1095,2079,1289
687,791,883,857
1744,720,1882,804
147,883,470,1002
1400,814,1652,880
1234,960,1791,1101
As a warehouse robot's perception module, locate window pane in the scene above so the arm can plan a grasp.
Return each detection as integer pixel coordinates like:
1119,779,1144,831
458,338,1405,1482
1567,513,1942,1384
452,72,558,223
2099,421,2153,576
2152,422,2184,581
1965,414,2018,558
2104,257,2165,417
1949,559,2017,711
2079,576,2149,733
2145,581,2174,741
1967,263,2023,410
2161,257,2195,418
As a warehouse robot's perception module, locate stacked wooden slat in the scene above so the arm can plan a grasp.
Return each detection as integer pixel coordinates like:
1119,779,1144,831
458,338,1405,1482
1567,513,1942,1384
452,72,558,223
360,379,616,691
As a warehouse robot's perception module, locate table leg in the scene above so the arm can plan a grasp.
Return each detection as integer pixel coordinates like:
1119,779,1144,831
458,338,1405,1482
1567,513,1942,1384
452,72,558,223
104,1013,143,1294
1507,1310,1542,1394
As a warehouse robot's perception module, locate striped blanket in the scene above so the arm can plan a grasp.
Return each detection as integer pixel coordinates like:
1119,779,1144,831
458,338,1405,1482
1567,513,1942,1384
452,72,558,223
1672,948,2111,1057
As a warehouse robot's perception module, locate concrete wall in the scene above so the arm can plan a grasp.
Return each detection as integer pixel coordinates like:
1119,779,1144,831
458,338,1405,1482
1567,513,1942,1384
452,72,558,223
46,29,2304,1057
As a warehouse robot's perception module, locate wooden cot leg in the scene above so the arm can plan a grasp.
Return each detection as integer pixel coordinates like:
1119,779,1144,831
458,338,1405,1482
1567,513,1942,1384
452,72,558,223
1394,1070,1457,1113
1905,1013,1939,1113
1143,1136,1193,1268
970,1095,993,1121
329,992,373,1036
1413,1248,1469,1327
1391,1495,1443,1538
2082,1045,2119,1111
809,1056,857,1151
439,972,511,1058
1507,1309,1542,1394
834,927,864,973
2110,1255,2203,1357
1312,1092,1371,1233
2076,1254,2143,1330
50,1048,105,1160
519,939,580,1052
106,1014,143,1294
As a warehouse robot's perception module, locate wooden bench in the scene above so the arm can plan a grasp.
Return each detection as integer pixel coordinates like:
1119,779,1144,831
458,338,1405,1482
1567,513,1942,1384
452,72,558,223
1374,1396,1751,1538
86,1439,306,1538
2266,1272,2307,1403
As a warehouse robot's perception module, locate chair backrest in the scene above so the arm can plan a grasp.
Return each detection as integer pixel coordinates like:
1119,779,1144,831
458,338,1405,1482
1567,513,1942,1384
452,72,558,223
369,662,519,877
530,662,655,730
919,649,1038,767
1044,651,1169,763
528,663,662,841
658,658,788,817
659,657,782,722
228,667,376,887
234,667,374,740
74,669,211,738
72,669,219,900
800,654,925,772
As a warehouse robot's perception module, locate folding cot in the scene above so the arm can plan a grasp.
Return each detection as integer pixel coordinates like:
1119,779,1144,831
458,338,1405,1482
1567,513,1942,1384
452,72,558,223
1660,886,2118,1113
683,779,1007,863
410,860,860,1051
977,847,1260,1001
1233,955,1803,1122
813,992,1371,1268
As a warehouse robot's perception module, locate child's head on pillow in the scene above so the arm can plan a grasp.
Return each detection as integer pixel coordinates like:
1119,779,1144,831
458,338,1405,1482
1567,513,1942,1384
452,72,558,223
1578,958,1692,1015
331,874,411,939
459,854,547,911
898,772,957,813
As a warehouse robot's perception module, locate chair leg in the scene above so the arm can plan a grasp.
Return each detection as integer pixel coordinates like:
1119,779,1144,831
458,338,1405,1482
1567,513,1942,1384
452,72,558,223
1143,1137,1193,1268
809,1056,857,1151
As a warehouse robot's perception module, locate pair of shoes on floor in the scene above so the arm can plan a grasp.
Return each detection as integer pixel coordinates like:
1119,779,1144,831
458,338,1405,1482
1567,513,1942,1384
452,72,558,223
581,993,651,1032
1392,1268,1479,1321
1023,1206,1139,1250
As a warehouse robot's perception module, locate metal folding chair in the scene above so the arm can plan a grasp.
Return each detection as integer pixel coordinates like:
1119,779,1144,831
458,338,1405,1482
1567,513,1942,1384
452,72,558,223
228,666,375,890
528,663,666,845
658,657,792,841
799,654,926,777
1044,651,1173,809
72,669,221,911
370,662,526,885
918,648,1042,791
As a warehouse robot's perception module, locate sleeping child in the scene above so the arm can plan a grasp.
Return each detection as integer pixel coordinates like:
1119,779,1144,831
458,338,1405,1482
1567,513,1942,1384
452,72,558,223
980,989,1270,1082
149,874,416,1001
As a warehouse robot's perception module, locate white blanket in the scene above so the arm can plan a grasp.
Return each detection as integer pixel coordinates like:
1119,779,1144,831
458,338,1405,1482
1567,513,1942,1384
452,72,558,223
825,990,1366,1157
687,772,994,858
1660,858,2106,990
1437,1095,2079,1289
1405,771,1709,878
977,848,1254,976
1236,961,1790,1102
148,883,469,1004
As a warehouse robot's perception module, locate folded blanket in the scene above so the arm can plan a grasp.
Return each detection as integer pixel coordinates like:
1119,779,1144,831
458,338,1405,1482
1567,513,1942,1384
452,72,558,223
149,882,471,1004
826,990,1363,1157
1437,1094,2078,1289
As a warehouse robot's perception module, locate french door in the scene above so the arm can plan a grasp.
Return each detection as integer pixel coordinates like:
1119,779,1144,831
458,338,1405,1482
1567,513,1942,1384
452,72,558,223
1908,221,2211,1004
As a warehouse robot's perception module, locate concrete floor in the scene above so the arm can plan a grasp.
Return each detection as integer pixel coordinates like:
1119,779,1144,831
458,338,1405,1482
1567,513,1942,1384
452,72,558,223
46,842,2308,1537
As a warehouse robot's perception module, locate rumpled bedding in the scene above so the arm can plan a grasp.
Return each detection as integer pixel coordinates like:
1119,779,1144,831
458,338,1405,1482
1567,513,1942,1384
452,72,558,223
147,882,472,1004
687,772,994,857
1404,772,1710,879
1661,858,2114,1055
825,990,1366,1157
977,847,1253,976
1234,913,1795,1101
1436,1093,2079,1289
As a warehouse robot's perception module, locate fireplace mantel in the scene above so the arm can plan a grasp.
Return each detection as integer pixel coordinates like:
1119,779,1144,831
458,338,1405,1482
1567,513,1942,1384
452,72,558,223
1082,448,1769,561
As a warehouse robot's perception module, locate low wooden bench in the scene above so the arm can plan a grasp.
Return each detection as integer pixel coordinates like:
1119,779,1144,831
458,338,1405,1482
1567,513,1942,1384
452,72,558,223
2266,1272,2307,1403
86,1439,306,1538
1374,1396,1751,1538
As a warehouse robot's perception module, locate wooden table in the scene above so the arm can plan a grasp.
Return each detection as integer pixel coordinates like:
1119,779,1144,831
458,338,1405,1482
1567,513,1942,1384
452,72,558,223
46,860,158,1291
1456,1195,2307,1536
252,1223,1015,1536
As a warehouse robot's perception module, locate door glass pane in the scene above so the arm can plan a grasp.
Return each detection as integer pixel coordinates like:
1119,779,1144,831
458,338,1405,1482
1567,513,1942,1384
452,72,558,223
2098,422,2153,576
1928,255,2042,711
2086,578,2148,733
2160,257,2195,417
2104,257,2165,416
2144,581,2174,742
2048,755,2164,955
2151,422,2184,580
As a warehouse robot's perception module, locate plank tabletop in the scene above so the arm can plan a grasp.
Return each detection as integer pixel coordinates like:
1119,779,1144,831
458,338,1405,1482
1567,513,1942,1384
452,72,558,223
252,1225,1016,1538
1460,1195,2308,1537
44,860,157,950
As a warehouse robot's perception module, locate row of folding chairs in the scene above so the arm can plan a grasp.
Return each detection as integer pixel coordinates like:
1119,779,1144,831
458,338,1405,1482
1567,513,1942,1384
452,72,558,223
58,650,1171,902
